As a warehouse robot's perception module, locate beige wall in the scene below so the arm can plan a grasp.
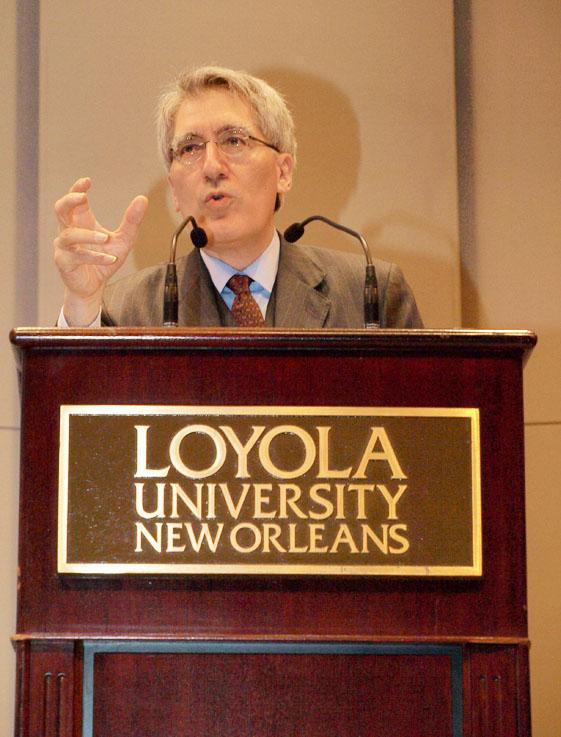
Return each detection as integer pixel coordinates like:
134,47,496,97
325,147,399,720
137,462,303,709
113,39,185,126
1,0,23,731
2,1,559,735
36,0,460,328
465,2,561,734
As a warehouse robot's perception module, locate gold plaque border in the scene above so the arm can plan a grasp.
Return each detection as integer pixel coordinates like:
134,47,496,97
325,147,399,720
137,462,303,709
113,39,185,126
58,405,482,577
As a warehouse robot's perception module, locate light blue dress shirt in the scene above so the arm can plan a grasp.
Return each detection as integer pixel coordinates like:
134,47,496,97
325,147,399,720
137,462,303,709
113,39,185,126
199,231,280,318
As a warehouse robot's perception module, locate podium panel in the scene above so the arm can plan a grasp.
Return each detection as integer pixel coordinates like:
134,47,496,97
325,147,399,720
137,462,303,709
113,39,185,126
10,328,535,736
88,642,461,737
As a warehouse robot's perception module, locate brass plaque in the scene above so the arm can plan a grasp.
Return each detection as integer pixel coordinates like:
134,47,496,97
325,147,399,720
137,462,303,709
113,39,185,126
58,406,481,576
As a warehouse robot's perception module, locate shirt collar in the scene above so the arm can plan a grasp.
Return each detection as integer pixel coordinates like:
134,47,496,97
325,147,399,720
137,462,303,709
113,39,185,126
200,231,280,295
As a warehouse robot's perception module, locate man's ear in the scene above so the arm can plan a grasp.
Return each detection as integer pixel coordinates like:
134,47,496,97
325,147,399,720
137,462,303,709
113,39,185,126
277,153,294,194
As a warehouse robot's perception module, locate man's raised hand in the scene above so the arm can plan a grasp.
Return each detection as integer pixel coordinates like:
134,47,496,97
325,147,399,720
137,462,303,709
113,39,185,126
54,178,148,325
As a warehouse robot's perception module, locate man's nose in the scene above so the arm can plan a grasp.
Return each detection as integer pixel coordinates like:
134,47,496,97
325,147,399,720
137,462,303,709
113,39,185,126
201,140,228,178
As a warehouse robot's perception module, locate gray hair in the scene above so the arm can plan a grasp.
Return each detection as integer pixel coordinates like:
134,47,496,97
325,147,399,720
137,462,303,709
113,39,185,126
157,65,297,169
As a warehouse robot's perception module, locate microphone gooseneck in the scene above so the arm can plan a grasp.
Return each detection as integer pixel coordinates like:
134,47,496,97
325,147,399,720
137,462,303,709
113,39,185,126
163,216,208,327
283,215,379,328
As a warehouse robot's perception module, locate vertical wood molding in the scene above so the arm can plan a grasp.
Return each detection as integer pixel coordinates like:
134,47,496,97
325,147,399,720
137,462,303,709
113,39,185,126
14,641,29,737
16,641,75,737
468,645,531,737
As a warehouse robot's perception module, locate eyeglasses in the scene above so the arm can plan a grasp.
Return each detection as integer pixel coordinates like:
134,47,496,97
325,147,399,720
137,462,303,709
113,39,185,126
170,128,279,166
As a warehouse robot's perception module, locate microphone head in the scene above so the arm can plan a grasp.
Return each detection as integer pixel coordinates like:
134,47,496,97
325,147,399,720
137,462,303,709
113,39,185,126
283,222,305,243
190,226,208,248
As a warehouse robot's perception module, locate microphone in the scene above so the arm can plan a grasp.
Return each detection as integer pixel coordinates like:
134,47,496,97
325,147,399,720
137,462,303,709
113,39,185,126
283,215,379,328
163,216,208,326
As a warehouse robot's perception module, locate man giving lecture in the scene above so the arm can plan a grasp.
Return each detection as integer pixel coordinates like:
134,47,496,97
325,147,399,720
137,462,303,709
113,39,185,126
54,65,422,329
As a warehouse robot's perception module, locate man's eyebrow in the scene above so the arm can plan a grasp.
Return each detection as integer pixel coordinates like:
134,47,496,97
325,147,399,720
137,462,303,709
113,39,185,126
172,124,250,147
216,124,250,135
171,131,202,148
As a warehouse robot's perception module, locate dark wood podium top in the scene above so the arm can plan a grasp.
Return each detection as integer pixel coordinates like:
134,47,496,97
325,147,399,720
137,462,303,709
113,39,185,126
11,326,537,361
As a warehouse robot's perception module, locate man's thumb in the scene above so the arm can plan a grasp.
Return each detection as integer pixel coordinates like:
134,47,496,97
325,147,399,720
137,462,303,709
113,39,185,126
119,195,149,240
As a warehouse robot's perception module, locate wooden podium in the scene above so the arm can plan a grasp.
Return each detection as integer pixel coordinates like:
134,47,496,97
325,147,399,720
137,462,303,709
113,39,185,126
10,328,536,737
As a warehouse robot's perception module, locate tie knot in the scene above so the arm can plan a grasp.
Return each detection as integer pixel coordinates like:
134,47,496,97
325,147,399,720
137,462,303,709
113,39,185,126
225,274,264,326
227,274,252,295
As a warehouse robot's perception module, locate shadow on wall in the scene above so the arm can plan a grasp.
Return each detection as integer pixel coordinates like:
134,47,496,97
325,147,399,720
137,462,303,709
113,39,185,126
131,66,362,270
363,210,463,328
132,179,176,272
129,66,461,329
256,66,360,246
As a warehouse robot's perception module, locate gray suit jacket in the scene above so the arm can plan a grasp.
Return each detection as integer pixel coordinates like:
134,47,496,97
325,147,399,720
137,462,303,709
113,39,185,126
102,237,423,328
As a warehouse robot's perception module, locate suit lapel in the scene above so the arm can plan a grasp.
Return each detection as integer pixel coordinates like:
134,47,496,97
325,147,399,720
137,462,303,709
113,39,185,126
178,250,223,326
273,238,331,328
176,239,332,328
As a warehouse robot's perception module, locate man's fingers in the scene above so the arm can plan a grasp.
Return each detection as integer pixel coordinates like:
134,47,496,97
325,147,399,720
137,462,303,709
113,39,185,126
68,177,92,194
55,178,92,222
55,244,117,271
118,195,149,241
55,179,96,229
55,228,116,272
56,227,109,249
53,183,142,298
54,192,89,227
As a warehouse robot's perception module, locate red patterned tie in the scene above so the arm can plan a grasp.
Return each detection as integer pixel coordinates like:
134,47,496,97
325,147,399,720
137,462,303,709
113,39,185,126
226,274,265,327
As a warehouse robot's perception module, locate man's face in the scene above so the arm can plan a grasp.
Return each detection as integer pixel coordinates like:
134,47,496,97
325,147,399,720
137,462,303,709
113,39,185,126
168,88,293,267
